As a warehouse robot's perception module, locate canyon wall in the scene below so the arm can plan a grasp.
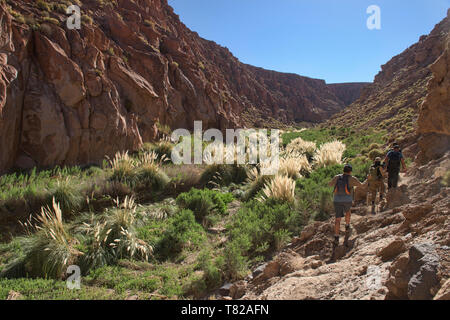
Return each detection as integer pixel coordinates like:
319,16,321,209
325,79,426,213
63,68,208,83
0,0,366,173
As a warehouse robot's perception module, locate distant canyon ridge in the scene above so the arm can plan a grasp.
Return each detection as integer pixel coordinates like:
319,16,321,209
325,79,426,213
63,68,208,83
0,0,370,173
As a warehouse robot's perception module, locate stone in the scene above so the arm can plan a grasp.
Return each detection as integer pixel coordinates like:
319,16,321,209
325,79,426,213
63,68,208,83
377,239,406,262
229,281,247,300
407,243,440,300
219,283,232,296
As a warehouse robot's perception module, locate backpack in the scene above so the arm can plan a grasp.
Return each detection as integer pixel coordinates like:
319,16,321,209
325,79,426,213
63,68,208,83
387,151,402,172
369,165,383,181
334,174,351,196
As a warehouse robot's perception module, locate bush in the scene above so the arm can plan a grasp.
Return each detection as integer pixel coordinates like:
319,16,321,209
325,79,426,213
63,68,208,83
285,137,317,160
296,164,343,220
1,199,82,279
163,165,202,195
48,178,84,216
226,199,302,270
279,155,311,179
157,210,206,259
107,151,138,186
196,250,222,289
37,0,52,11
80,196,152,271
176,188,233,224
200,164,247,187
148,141,173,162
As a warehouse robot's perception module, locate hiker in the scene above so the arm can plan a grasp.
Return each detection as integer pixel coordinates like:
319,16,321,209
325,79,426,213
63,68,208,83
384,143,407,189
367,157,386,215
328,164,362,247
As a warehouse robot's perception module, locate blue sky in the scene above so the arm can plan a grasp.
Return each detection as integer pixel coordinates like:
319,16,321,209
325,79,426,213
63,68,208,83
168,0,449,83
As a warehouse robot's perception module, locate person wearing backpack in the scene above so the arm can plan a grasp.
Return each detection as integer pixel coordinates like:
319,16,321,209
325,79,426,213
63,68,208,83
367,157,386,215
328,164,363,247
384,144,407,189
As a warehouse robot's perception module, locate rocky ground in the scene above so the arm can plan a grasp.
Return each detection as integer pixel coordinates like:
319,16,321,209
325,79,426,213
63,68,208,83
219,153,450,300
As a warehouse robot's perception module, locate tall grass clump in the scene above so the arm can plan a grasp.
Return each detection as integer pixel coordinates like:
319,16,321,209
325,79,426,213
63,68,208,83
243,167,272,201
200,143,248,187
1,198,82,279
285,137,317,160
200,164,247,188
279,154,311,179
136,151,170,192
313,140,346,168
47,177,84,215
106,151,138,186
81,196,152,271
142,139,174,162
261,175,296,204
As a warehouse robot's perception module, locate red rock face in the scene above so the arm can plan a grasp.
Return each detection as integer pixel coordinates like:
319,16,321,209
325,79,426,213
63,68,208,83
417,10,450,163
0,0,366,173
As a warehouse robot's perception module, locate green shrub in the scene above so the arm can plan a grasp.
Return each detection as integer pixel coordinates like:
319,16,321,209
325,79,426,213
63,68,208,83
442,170,450,187
41,17,59,25
143,141,173,162
37,0,52,11
296,164,343,220
195,250,222,289
200,164,247,187
47,178,84,215
176,188,233,224
220,239,249,281
224,198,302,279
136,166,170,192
157,210,206,259
80,196,152,271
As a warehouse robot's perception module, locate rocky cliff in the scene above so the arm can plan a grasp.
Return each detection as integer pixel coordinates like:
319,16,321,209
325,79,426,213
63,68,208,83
417,28,450,163
0,0,366,173
326,10,450,154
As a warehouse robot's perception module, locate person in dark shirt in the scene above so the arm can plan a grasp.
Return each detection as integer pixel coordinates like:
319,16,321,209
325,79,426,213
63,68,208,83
328,164,362,247
384,143,407,189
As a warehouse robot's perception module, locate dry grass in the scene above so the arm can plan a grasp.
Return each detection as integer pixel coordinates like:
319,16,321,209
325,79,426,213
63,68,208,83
279,154,311,179
286,137,317,157
261,175,296,204
313,140,346,168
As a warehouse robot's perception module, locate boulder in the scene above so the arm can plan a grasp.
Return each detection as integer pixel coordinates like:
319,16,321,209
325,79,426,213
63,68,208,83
377,239,406,262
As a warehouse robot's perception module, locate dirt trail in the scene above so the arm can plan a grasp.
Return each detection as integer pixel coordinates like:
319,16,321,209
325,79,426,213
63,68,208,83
222,154,450,300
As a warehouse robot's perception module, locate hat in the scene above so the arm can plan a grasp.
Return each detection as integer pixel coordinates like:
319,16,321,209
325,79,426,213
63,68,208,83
344,164,353,173
375,157,382,162
393,143,400,149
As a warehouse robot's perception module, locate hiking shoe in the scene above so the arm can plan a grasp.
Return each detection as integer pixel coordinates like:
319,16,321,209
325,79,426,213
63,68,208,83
333,236,339,247
345,225,352,234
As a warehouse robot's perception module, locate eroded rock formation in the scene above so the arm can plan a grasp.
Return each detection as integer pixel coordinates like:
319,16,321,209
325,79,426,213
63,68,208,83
0,0,366,173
